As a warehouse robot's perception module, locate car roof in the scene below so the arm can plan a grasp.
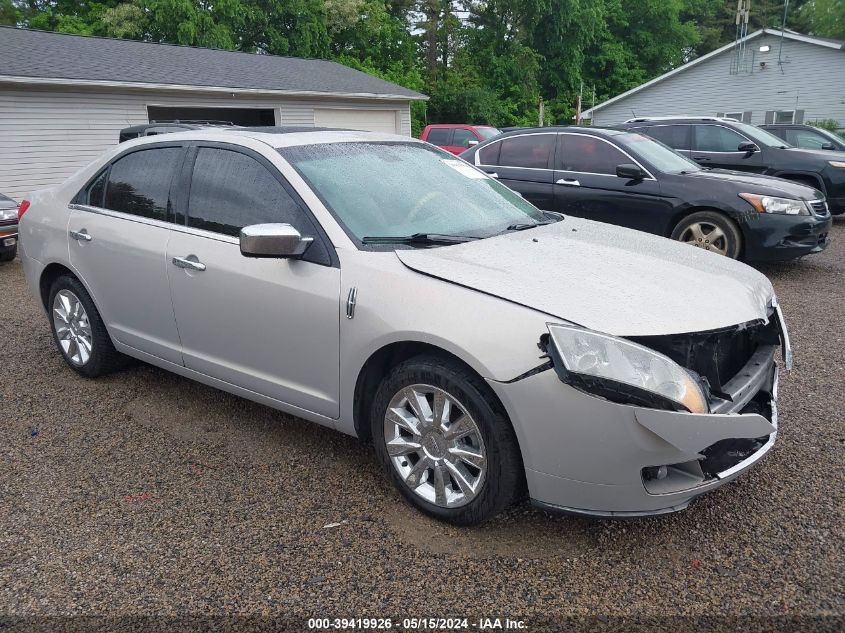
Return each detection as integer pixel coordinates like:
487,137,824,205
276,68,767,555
622,117,740,124
425,123,495,128
495,126,626,137
123,126,421,149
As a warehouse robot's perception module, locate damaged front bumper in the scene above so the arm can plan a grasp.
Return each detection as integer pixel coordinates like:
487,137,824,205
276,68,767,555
487,308,788,518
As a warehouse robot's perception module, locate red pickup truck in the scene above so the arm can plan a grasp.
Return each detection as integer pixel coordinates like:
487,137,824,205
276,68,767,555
421,124,501,155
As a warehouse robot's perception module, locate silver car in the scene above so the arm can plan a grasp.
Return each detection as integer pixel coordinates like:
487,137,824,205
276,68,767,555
18,129,789,525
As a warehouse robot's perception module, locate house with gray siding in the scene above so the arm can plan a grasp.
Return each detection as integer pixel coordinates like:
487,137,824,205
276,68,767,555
0,27,426,200
583,29,845,129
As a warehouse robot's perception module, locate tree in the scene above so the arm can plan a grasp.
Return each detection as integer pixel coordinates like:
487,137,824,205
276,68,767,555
801,0,845,39
583,0,698,108
682,0,812,58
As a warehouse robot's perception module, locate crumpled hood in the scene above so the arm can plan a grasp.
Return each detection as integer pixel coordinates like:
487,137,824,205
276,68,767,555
396,217,774,336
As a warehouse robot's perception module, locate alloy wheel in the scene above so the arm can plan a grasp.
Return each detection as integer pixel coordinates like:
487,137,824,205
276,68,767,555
679,221,729,256
52,289,93,366
383,384,487,508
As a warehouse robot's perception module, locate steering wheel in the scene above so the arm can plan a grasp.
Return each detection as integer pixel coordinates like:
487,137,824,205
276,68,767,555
407,190,447,224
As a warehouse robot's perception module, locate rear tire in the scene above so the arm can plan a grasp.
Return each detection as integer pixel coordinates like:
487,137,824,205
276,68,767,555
370,354,523,525
48,275,128,377
671,211,742,259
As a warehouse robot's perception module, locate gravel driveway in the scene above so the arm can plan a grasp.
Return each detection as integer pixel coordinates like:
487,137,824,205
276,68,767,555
1,221,843,631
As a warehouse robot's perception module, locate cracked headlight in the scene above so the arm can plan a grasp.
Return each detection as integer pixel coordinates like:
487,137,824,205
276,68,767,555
739,193,809,215
546,324,708,414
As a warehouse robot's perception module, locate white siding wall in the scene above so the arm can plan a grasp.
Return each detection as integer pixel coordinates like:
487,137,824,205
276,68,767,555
590,35,845,127
0,84,413,200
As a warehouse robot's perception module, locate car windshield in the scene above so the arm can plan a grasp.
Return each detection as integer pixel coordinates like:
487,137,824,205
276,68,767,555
476,127,501,140
614,132,702,173
814,127,844,144
734,122,792,148
279,142,549,244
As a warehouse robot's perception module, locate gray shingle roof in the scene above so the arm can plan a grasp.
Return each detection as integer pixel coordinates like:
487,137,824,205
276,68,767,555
0,27,426,100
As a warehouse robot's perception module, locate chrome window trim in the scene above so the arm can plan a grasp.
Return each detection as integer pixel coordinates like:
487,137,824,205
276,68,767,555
691,124,754,154
558,132,656,180
473,132,558,170
474,131,657,180
68,203,239,245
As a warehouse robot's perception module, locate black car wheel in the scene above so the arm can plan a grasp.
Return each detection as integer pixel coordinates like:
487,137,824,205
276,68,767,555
371,354,524,525
671,211,742,259
0,244,16,262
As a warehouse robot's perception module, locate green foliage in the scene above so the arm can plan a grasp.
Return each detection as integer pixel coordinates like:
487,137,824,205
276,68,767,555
1,0,19,25
801,0,845,40
808,118,842,133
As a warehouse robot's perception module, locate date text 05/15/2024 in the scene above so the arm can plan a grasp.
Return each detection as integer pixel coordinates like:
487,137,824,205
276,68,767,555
307,617,528,630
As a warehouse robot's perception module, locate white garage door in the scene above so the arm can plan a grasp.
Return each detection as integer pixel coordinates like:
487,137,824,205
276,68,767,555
314,108,399,133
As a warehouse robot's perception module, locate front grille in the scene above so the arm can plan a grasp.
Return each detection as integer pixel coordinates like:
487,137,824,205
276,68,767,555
629,315,780,393
810,200,829,216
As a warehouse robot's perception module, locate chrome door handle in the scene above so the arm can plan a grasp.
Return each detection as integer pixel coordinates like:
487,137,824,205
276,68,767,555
172,256,206,272
69,229,92,242
555,178,580,186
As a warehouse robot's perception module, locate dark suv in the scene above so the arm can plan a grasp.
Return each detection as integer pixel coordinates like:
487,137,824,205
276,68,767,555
459,127,831,261
619,117,845,215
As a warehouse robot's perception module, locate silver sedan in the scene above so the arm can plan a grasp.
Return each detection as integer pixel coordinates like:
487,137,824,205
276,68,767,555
18,129,789,524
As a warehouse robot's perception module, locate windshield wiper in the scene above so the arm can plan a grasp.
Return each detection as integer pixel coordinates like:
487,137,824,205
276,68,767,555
502,217,560,233
361,233,479,246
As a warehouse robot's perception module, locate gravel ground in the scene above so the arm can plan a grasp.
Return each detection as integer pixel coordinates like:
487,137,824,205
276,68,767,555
1,221,843,632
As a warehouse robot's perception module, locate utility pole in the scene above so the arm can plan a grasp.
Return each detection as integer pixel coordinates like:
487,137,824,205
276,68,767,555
778,0,790,67
575,81,583,125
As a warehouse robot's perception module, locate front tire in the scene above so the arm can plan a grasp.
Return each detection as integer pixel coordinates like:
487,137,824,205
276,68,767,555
48,275,128,377
671,211,742,259
371,354,523,525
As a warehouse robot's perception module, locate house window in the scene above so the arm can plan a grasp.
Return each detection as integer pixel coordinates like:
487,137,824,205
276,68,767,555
775,111,795,124
724,112,743,121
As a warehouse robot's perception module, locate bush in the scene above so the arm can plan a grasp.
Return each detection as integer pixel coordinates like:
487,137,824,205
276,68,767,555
807,118,841,133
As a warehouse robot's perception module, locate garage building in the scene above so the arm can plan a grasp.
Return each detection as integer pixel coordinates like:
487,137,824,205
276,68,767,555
0,27,427,199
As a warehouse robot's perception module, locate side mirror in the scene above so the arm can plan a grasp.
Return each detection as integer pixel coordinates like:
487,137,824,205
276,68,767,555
738,142,759,153
240,223,313,258
616,163,646,180
821,142,836,151
467,139,479,147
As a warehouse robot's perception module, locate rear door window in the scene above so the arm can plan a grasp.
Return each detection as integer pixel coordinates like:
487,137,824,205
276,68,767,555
635,125,690,150
497,134,555,169
559,135,629,174
425,128,452,145
187,147,329,262
478,141,502,165
451,128,477,149
104,147,182,221
693,125,748,152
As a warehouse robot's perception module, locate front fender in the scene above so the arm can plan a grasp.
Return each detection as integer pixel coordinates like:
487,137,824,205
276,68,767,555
336,250,556,434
